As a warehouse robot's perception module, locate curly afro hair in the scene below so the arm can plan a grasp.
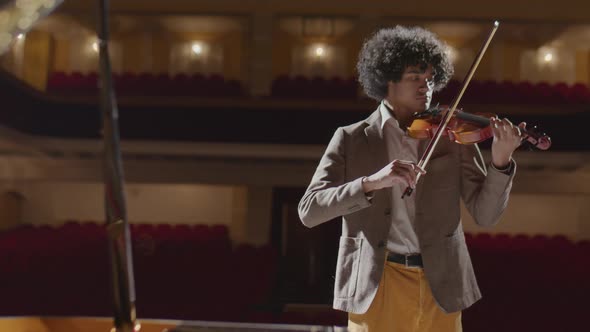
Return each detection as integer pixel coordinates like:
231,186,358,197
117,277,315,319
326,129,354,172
357,26,454,101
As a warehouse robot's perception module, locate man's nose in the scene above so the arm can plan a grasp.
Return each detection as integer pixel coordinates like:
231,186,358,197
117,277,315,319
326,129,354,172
418,79,428,89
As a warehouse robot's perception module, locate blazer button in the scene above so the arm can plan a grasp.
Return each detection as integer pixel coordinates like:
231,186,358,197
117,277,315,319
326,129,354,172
378,240,385,248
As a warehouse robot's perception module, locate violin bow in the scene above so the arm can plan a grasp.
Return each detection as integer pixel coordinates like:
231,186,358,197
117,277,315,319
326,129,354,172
402,21,500,198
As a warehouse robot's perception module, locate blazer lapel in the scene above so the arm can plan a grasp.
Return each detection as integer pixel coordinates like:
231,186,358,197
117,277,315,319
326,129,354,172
364,105,388,175
364,105,392,211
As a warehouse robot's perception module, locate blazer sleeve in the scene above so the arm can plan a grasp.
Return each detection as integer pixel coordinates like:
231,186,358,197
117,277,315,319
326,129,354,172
460,143,516,227
298,127,372,228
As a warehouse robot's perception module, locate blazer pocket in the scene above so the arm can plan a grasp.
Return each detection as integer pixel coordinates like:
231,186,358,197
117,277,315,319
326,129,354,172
334,236,362,299
444,228,465,247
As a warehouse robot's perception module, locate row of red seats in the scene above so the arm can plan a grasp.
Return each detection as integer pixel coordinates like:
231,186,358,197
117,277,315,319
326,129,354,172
463,233,589,332
0,221,231,248
47,72,244,97
0,223,588,330
437,79,590,105
270,76,590,104
0,221,233,270
46,70,590,105
465,232,588,251
271,75,359,99
0,221,279,322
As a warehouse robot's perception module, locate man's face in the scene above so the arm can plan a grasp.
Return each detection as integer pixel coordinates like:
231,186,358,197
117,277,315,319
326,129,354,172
388,64,435,113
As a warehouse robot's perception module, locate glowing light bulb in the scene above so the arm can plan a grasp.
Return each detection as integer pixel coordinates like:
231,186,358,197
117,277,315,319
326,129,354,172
191,43,202,55
543,52,553,63
315,46,325,57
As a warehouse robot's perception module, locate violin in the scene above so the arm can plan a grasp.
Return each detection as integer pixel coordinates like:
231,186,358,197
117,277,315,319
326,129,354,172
402,21,551,198
407,105,551,150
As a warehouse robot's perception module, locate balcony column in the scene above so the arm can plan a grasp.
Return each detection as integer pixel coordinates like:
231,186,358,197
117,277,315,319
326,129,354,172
248,13,274,96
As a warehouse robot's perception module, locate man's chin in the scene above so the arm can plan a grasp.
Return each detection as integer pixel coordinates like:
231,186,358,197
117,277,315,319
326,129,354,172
414,101,430,113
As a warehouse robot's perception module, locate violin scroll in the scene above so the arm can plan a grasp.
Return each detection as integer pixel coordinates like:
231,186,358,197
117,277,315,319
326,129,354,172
522,125,551,151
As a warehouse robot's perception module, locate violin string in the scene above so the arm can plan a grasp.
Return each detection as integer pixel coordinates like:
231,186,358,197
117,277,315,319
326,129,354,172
473,143,488,176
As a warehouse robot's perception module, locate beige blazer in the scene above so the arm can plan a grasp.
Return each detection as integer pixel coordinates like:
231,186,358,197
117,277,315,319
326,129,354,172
298,104,515,314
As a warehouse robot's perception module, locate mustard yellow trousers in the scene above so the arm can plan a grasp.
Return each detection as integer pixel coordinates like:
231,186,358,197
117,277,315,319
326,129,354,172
348,261,462,332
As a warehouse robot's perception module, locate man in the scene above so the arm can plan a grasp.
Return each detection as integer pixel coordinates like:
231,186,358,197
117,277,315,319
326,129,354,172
298,26,524,331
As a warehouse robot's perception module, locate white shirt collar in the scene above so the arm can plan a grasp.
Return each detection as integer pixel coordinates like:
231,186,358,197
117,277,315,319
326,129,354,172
380,100,402,132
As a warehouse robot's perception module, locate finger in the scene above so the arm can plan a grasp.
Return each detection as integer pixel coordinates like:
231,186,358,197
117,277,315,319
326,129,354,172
407,163,418,179
404,172,415,189
496,118,509,137
518,122,527,130
415,164,427,174
489,117,497,127
512,126,522,138
501,118,514,133
393,159,415,166
407,166,417,185
512,127,523,143
401,167,416,187
401,161,427,175
394,161,415,173
490,117,501,130
491,118,503,139
392,167,412,187
392,164,409,176
502,118,514,127
394,167,415,188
